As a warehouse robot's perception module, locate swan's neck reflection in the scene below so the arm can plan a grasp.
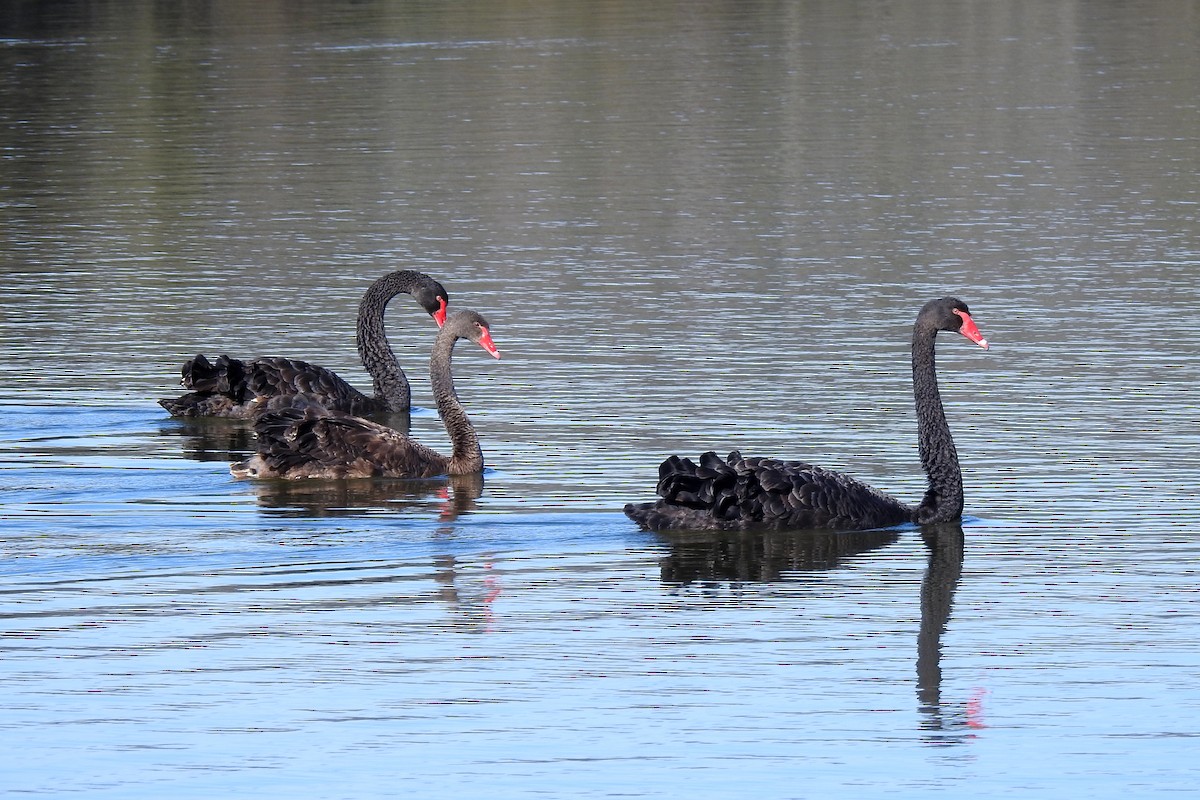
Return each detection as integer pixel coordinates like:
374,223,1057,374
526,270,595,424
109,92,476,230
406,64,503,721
917,523,972,743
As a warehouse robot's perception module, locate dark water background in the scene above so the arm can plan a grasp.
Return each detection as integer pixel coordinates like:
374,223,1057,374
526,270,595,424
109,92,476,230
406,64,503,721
3,2,1199,797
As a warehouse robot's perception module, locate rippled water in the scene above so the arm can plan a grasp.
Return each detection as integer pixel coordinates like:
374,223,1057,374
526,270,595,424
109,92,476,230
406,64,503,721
3,2,1200,797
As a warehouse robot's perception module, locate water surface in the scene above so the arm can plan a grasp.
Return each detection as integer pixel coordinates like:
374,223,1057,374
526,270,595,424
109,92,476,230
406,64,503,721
3,2,1200,797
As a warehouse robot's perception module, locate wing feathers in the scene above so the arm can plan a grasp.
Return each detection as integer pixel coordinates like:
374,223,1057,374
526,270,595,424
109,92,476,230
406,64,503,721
232,397,447,479
626,449,914,531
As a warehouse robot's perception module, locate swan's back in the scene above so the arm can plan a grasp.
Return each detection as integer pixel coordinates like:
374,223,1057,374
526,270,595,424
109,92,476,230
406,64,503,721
159,354,379,418
231,398,447,480
624,450,914,531
160,269,452,418
245,357,377,415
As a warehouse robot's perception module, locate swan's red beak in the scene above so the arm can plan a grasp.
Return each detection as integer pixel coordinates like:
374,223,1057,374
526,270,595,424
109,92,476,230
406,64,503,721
432,297,448,328
477,326,501,360
953,309,989,350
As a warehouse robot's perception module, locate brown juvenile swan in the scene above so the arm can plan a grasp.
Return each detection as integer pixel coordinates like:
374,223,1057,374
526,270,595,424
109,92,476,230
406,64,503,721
624,297,990,532
231,309,501,479
159,270,449,418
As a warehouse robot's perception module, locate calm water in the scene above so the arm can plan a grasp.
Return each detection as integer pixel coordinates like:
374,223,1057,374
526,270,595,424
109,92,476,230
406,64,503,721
3,1,1200,797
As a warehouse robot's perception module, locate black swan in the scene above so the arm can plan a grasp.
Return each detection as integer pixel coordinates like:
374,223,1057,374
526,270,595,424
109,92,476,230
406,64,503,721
159,270,450,418
230,309,501,479
624,297,989,531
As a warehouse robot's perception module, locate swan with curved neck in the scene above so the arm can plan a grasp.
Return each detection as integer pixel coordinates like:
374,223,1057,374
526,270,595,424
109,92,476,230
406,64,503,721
230,309,501,480
624,298,989,531
158,270,449,418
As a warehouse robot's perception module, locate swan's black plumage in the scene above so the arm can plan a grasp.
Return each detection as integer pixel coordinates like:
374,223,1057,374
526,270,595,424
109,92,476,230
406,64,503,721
230,309,501,480
624,297,989,532
159,270,449,418
232,395,426,478
632,450,917,531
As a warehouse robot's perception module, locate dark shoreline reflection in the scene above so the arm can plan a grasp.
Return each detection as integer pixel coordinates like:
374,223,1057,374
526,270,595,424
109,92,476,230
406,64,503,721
916,523,973,745
656,527,902,585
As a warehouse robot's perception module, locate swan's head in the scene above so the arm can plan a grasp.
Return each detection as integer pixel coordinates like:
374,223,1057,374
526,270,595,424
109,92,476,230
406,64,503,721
924,297,989,350
475,325,501,360
414,278,451,328
432,296,449,328
445,309,502,360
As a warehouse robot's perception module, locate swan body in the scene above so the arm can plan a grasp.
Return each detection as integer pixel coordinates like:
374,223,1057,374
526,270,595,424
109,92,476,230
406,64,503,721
624,297,989,532
231,309,501,479
159,270,449,418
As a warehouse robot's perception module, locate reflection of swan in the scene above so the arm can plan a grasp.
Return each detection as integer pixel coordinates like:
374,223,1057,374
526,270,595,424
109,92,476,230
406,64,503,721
626,298,989,531
160,417,258,462
247,472,484,520
432,551,503,634
232,310,500,479
159,271,450,418
657,528,900,585
916,522,973,742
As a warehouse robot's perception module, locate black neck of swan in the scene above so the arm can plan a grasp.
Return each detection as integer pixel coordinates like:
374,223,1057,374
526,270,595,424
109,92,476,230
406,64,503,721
912,323,963,525
429,324,483,474
356,271,425,412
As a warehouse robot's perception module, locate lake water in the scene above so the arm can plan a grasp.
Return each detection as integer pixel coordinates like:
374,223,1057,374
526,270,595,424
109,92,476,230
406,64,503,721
3,2,1200,797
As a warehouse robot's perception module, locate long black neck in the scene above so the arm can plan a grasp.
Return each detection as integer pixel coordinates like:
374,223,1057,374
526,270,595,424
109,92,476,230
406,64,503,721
357,271,423,411
429,328,482,473
912,325,963,524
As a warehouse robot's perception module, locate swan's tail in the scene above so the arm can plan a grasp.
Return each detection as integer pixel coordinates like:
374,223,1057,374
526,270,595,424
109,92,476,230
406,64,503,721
181,354,250,398
624,451,744,530
228,398,326,479
159,354,256,417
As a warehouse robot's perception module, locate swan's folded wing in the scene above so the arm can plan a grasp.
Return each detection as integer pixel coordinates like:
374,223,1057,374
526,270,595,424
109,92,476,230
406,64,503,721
734,453,913,530
641,449,912,531
251,404,444,478
245,357,371,414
